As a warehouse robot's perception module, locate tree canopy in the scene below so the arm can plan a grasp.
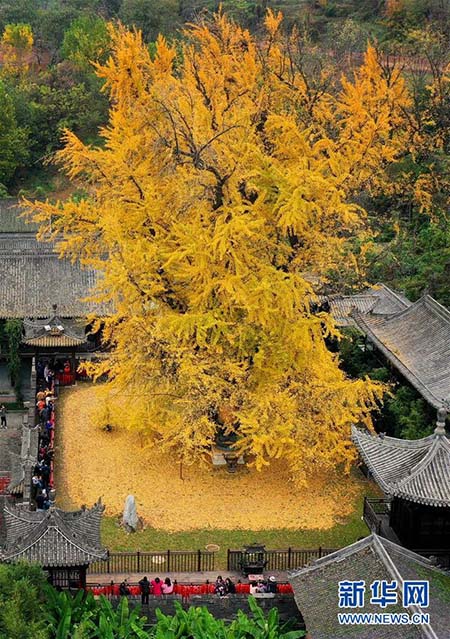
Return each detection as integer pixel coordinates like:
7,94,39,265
0,563,49,639
0,79,29,187
28,11,414,482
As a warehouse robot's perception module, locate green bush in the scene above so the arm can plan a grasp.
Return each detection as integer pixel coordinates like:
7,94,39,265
0,563,49,639
151,598,304,639
44,588,304,639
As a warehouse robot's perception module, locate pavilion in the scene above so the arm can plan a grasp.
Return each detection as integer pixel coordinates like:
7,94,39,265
352,408,450,560
290,533,450,639
0,500,107,588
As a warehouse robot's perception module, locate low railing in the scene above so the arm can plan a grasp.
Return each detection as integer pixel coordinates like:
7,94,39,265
227,547,336,572
363,497,391,535
88,550,216,575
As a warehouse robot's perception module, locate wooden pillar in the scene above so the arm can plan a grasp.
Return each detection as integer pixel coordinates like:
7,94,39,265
71,349,76,383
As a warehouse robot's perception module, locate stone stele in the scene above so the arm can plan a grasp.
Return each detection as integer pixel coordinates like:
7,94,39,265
122,494,139,532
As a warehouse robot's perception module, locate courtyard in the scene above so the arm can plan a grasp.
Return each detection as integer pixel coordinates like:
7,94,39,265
55,384,377,566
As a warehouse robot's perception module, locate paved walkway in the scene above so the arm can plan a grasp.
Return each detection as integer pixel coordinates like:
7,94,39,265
87,569,290,585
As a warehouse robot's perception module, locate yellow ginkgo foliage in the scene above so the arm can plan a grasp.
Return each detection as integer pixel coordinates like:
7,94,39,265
27,12,410,484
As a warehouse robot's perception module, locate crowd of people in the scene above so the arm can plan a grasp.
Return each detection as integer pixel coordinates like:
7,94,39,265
249,576,278,594
117,577,174,603
216,575,278,596
98,574,284,604
214,575,237,596
31,359,66,510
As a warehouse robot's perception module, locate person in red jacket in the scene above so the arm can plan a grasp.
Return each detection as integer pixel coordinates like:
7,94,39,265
151,577,163,595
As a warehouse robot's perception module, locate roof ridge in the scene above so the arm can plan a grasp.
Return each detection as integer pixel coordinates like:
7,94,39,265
372,536,439,639
3,504,43,523
352,426,436,449
423,294,450,325
372,534,405,582
369,294,424,321
290,533,439,579
289,535,375,578
374,283,411,309
396,436,446,488
376,536,430,564
3,519,106,562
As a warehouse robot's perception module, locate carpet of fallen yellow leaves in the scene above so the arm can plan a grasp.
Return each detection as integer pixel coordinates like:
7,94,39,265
55,385,366,532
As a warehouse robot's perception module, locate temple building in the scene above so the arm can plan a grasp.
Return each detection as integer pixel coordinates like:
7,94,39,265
0,201,101,318
0,198,105,361
0,501,107,588
290,534,450,639
352,408,450,562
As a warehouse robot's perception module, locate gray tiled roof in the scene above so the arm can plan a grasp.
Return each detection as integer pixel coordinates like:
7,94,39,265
0,198,39,233
290,534,450,639
326,284,411,326
352,425,450,507
353,296,450,408
0,233,105,318
0,501,107,567
23,315,86,347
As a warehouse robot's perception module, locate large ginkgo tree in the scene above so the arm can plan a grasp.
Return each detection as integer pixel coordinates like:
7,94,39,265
28,11,410,482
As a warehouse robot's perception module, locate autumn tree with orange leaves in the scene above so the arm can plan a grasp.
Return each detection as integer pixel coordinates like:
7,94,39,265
28,11,410,483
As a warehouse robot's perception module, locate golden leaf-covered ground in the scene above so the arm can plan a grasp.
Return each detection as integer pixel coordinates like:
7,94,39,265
56,384,368,532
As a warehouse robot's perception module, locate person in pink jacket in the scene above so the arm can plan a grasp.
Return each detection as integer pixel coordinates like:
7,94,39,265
161,577,174,594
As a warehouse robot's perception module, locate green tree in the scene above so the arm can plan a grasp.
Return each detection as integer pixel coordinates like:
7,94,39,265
61,15,111,71
0,0,38,33
0,80,29,187
34,4,79,63
119,0,180,41
10,63,108,163
384,386,432,439
369,222,450,308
